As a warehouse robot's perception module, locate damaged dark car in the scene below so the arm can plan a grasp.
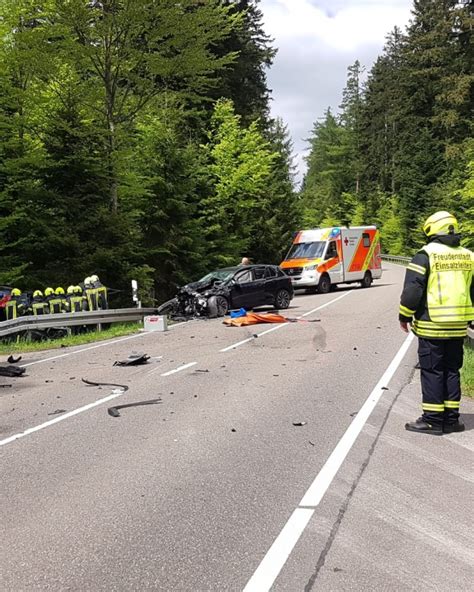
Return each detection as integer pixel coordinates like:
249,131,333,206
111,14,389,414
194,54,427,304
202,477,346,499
157,265,293,319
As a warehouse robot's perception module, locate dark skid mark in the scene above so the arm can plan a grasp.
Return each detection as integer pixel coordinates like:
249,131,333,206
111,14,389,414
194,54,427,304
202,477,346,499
108,398,162,418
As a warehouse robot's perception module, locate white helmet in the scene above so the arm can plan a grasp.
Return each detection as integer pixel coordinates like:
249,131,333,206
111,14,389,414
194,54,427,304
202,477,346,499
90,274,99,283
84,276,91,287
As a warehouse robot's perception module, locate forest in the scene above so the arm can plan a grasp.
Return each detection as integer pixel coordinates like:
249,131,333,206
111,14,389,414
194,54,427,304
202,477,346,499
303,0,473,254
0,0,472,305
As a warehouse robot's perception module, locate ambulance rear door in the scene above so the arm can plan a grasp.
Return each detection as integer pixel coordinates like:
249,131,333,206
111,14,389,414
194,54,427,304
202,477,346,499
341,227,374,282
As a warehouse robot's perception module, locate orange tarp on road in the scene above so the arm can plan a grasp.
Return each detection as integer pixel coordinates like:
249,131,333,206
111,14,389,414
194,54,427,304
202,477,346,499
223,312,289,327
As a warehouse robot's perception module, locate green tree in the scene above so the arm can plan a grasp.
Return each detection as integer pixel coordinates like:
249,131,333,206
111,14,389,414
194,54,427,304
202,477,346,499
201,98,277,267
302,109,352,226
53,0,239,212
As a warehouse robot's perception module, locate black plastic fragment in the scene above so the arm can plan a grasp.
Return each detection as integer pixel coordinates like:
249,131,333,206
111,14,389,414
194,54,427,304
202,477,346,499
7,355,22,364
82,378,129,391
113,353,150,367
0,384,12,388
293,421,307,426
108,398,162,417
0,365,26,378
48,409,67,416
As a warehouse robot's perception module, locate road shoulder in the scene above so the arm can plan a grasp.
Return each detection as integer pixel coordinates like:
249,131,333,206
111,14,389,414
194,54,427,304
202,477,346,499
309,368,474,591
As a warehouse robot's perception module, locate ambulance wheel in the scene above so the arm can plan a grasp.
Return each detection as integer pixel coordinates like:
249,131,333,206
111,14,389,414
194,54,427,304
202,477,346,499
274,289,291,310
318,274,331,294
208,295,228,318
361,271,373,288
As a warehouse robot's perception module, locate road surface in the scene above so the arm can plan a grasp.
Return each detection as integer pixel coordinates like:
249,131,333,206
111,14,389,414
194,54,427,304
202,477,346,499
1,264,473,591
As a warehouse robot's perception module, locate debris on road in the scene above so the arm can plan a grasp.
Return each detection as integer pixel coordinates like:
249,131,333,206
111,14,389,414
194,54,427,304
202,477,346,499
7,355,22,364
113,353,150,367
0,365,26,378
195,369,210,373
231,428,236,432
293,421,307,426
47,409,66,416
0,384,12,388
108,398,162,418
309,440,315,446
82,378,129,392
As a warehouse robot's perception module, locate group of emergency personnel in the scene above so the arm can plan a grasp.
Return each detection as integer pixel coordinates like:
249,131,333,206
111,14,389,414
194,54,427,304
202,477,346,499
4,275,108,321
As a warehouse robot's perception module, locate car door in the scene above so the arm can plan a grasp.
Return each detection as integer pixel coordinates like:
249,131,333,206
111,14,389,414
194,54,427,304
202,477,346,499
263,265,280,303
324,240,343,283
230,268,265,309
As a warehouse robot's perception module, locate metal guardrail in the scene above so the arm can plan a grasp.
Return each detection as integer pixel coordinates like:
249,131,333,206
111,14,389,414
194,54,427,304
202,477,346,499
0,308,158,338
381,254,411,265
468,327,474,349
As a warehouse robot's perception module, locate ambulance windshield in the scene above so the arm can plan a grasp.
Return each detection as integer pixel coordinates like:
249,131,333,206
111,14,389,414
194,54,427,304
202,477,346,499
286,241,326,260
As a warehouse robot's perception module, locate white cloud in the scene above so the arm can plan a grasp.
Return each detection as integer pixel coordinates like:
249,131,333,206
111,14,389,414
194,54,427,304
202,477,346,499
260,0,413,183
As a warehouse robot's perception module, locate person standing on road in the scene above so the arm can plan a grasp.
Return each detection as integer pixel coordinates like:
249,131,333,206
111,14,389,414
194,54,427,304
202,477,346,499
240,257,251,266
399,211,474,435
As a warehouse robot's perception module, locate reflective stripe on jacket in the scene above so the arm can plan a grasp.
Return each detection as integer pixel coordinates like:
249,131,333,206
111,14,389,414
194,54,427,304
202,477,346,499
67,296,85,313
32,301,48,316
48,297,66,314
5,300,17,320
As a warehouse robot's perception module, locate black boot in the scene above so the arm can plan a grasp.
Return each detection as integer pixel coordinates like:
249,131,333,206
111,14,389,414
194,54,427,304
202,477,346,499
443,421,465,434
405,417,443,435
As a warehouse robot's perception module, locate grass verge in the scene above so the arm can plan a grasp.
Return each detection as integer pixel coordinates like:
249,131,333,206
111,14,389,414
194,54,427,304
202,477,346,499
461,345,474,398
0,322,141,355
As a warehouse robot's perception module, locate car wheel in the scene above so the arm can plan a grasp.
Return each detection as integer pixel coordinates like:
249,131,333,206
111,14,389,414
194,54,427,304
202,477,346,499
208,295,228,318
318,274,331,294
274,289,291,310
157,297,179,316
361,271,373,288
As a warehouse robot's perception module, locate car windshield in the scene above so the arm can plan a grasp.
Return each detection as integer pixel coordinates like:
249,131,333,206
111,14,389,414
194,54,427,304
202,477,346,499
198,269,236,283
285,241,326,260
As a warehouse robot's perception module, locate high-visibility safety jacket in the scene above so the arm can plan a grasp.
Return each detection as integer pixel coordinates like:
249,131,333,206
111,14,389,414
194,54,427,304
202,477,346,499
66,295,85,313
31,299,49,316
85,288,99,311
5,297,27,320
47,296,66,314
96,284,108,310
5,298,19,320
399,237,474,339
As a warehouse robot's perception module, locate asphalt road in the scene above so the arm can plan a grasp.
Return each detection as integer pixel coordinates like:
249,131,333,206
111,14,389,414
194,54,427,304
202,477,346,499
1,263,473,591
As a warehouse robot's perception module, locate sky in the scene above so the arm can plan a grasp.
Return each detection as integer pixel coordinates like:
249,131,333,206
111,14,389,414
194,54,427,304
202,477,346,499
259,0,414,184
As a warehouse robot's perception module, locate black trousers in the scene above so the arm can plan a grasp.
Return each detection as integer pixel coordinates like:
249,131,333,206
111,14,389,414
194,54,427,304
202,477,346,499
418,338,464,426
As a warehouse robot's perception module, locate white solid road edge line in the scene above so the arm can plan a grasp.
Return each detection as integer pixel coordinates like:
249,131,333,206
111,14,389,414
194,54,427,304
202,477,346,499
220,291,352,352
243,331,415,592
160,362,197,377
0,389,126,447
20,321,188,368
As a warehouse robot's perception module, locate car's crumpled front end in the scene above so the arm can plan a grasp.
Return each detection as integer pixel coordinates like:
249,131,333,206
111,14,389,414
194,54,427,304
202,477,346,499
158,278,230,320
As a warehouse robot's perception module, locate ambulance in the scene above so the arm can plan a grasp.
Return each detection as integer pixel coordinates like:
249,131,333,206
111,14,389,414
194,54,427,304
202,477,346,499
280,226,382,293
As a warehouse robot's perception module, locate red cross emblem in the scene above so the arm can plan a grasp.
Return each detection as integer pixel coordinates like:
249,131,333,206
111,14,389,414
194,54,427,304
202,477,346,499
344,238,349,246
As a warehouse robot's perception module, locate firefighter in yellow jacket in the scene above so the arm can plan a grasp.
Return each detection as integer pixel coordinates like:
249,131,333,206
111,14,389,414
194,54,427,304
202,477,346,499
399,211,474,435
